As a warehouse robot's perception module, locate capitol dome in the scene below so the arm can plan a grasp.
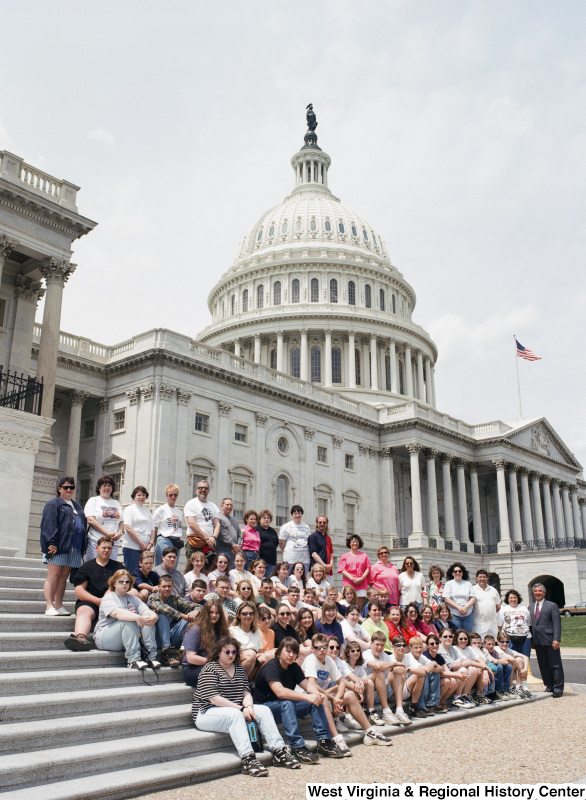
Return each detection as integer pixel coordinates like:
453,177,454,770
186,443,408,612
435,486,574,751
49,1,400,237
198,110,438,408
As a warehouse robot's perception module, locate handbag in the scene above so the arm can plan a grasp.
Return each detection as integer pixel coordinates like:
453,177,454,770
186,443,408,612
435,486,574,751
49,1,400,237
246,717,264,753
167,536,184,551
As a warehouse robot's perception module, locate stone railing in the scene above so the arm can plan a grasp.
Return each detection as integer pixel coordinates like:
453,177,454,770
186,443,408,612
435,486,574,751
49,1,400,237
33,325,109,362
0,151,79,211
381,402,510,440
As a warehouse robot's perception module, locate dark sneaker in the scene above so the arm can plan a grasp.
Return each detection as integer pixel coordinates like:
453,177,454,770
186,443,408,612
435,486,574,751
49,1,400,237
431,705,449,714
316,739,345,759
409,705,428,719
241,753,268,777
160,648,181,667
272,746,301,769
128,659,149,670
63,634,94,652
291,746,319,764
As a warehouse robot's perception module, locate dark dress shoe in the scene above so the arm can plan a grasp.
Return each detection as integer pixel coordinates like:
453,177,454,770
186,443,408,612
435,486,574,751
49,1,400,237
552,692,563,698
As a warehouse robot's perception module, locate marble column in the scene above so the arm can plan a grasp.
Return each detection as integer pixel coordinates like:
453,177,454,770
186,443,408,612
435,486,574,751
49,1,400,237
381,448,397,537
9,276,45,376
430,366,437,407
416,351,425,401
508,466,523,544
404,346,413,398
424,357,432,404
541,478,555,543
370,335,379,391
324,330,332,387
234,339,241,358
469,464,483,545
426,450,440,539
561,484,575,541
552,480,564,539
37,258,76,418
0,235,16,288
531,473,545,543
390,340,398,394
300,330,308,381
64,389,90,480
253,334,261,364
580,500,586,541
441,455,456,543
519,470,534,543
494,459,512,551
455,460,468,542
276,330,284,373
407,443,426,545
348,332,356,388
571,489,583,540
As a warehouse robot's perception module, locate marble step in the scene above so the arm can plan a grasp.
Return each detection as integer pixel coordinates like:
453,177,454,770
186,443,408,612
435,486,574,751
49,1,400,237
0,564,49,580
0,586,76,601
0,648,126,672
0,630,80,650
0,599,76,614
0,664,184,696
0,612,76,631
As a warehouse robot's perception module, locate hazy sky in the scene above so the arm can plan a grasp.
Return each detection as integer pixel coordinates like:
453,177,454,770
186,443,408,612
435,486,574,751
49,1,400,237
3,1,585,468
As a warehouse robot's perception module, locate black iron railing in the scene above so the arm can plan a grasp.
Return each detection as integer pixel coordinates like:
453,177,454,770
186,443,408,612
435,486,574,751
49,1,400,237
392,537,409,549
513,539,586,552
0,367,44,415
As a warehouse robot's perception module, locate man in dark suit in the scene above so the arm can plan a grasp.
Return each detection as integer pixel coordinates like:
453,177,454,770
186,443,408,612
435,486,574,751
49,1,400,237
529,583,564,697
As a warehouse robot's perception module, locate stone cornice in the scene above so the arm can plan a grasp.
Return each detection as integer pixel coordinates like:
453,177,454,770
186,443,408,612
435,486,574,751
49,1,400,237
0,188,96,241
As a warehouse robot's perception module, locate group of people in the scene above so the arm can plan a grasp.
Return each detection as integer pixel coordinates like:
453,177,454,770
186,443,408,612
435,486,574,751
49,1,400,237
40,477,565,776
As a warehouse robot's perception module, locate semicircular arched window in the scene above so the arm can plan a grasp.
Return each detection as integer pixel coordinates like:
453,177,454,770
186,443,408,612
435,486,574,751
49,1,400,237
273,281,281,306
310,278,319,303
365,284,372,308
348,281,356,306
291,279,300,304
330,278,338,303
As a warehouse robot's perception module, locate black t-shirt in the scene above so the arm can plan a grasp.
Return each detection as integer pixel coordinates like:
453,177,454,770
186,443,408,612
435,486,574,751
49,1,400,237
253,657,306,703
271,622,300,647
257,525,279,563
73,558,120,598
423,650,446,666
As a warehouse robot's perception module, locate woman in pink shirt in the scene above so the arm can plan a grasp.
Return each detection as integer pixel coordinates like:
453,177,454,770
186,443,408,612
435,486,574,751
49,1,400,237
241,510,261,569
338,535,371,610
369,545,400,606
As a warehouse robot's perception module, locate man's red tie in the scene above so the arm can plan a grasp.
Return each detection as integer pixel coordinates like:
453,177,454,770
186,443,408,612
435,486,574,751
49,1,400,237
535,604,540,618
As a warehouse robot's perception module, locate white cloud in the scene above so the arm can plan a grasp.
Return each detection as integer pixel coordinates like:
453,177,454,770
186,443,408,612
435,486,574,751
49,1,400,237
86,127,116,148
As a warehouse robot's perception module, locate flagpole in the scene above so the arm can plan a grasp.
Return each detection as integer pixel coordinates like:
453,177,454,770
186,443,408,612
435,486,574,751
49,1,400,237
514,334,523,419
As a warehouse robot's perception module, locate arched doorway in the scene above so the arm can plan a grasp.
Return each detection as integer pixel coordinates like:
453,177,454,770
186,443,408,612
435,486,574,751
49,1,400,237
528,575,565,607
488,572,501,594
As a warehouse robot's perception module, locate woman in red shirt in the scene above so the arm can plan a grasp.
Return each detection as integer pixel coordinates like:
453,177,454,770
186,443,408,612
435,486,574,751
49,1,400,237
384,605,418,644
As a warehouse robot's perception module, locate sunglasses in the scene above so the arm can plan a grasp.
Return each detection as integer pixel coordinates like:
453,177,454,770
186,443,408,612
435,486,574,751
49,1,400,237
278,612,291,617
168,492,178,497
116,580,131,585
314,645,328,651
223,650,237,656
453,569,462,573
328,645,340,651
240,611,254,617
441,634,454,639
62,485,75,490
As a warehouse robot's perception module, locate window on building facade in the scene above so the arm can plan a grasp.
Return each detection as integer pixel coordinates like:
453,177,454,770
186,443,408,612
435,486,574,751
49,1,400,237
385,355,391,390
291,279,300,303
399,361,404,394
345,453,355,470
329,279,338,303
270,349,277,370
392,293,396,314
290,347,300,378
317,497,328,517
363,229,368,241
331,347,342,384
82,419,95,440
243,289,248,312
113,410,126,432
348,281,356,305
345,503,356,536
231,294,235,315
235,423,248,443
310,278,319,302
257,229,263,241
355,349,361,385
232,481,246,522
273,281,281,305
310,218,317,232
310,346,321,382
281,221,288,234
317,445,327,464
0,298,6,327
295,218,302,233
257,285,264,309
195,412,210,433
191,472,208,495
351,225,358,237
268,225,275,237
365,284,372,308
325,220,331,232
379,289,385,311
277,436,289,454
79,478,91,508
276,475,289,527
338,221,345,233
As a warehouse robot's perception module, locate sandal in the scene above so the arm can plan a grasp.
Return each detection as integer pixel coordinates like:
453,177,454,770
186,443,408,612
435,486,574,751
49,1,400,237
63,634,94,652
241,753,268,777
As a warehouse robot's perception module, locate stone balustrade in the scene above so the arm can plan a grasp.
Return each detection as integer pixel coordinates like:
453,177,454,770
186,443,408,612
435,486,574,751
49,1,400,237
0,151,79,211
380,401,509,439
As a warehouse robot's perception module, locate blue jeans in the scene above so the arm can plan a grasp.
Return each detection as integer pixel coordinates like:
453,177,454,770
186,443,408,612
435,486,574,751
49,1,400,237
182,663,203,688
155,537,179,566
155,615,189,650
97,620,157,664
196,705,286,758
244,550,259,569
123,548,141,574
509,636,532,657
451,613,474,632
419,671,440,708
494,663,513,692
264,698,329,749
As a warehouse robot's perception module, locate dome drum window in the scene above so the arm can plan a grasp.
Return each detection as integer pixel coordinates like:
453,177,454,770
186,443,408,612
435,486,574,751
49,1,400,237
273,281,281,306
268,225,275,237
242,289,248,313
332,347,342,383
351,225,358,237
291,279,300,304
295,218,303,233
348,281,356,306
310,278,319,303
310,218,317,232
277,436,289,455
379,289,385,312
365,284,372,309
338,221,345,234
324,219,331,232
281,221,289,234
330,278,338,304
257,229,263,242
290,346,300,378
257,285,264,309
310,346,321,382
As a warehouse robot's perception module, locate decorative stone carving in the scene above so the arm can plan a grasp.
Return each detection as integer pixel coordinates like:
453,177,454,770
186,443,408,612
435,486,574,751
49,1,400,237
406,442,422,454
139,384,155,401
380,447,394,458
125,389,139,405
14,275,44,304
40,257,76,285
304,427,315,440
255,412,268,426
34,474,58,490
333,436,344,449
469,462,479,474
531,426,551,456
358,444,369,454
176,388,191,405
441,454,453,465
218,401,232,416
368,445,379,456
70,389,90,407
159,383,175,401
0,234,17,261
492,459,507,470
98,398,109,413
0,430,39,453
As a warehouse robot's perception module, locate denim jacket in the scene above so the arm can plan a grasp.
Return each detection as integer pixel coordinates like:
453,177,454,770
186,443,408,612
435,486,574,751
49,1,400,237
40,496,87,555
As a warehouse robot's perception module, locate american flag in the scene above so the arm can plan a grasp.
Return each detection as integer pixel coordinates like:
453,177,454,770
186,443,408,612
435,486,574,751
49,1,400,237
516,339,541,361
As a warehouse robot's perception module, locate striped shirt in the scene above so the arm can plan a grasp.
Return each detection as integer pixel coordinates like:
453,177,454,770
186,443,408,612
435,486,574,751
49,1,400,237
191,661,250,721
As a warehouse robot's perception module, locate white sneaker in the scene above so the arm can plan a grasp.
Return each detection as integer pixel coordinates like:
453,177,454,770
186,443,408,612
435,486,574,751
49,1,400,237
335,718,349,733
343,713,363,730
55,607,71,616
382,708,400,725
44,607,60,616
395,709,412,725
333,734,352,757
363,729,393,746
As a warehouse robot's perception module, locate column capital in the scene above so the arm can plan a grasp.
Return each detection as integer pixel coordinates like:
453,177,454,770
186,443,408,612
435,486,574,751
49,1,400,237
441,453,454,465
570,486,579,496
529,471,543,482
276,330,284,338
492,458,507,470
469,462,480,474
255,412,268,427
541,475,552,485
517,467,529,478
333,436,344,449
125,388,139,405
159,383,175,401
176,387,192,405
380,447,394,459
14,275,45,304
454,458,468,470
0,234,17,261
406,442,422,455
358,443,370,454
508,463,519,473
304,427,315,440
551,477,561,487
40,257,76,285
70,389,90,407
139,383,155,402
254,333,261,341
97,397,109,413
425,448,439,460
218,401,232,417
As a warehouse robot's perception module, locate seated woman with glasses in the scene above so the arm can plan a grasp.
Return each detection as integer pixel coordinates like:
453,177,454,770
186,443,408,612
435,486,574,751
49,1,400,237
296,607,319,661
230,602,263,678
233,579,255,608
437,629,476,709
271,603,300,647
192,636,300,776
94,569,159,669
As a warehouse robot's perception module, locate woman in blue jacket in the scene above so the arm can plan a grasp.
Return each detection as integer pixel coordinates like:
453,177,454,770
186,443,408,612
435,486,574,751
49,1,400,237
41,475,87,616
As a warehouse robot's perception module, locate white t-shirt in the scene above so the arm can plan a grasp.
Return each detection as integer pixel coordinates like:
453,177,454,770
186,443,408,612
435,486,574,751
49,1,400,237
183,497,220,538
122,504,154,550
402,652,431,670
443,579,474,617
184,570,210,591
229,568,254,588
341,619,370,645
453,645,477,661
398,571,426,605
278,520,311,563
471,584,501,637
94,591,148,646
306,577,330,600
231,626,263,652
153,504,184,539
84,496,122,542
302,653,341,690
362,648,392,676
271,574,293,590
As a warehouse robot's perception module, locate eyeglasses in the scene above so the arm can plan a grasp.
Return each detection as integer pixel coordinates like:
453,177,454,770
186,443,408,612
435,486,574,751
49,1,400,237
394,643,406,648
452,569,462,573
441,634,454,639
222,650,237,656
407,610,418,614
404,562,414,566
240,611,254,617
314,645,328,650
168,493,178,497
116,580,130,585
457,637,468,641
62,485,75,491
278,612,291,617
328,645,340,651
197,487,209,492
259,617,271,622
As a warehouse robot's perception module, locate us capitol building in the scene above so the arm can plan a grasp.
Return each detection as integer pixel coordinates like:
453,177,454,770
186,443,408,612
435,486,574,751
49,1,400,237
1,108,584,605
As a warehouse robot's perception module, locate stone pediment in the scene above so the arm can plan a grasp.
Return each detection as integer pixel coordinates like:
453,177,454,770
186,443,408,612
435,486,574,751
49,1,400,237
503,419,581,470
